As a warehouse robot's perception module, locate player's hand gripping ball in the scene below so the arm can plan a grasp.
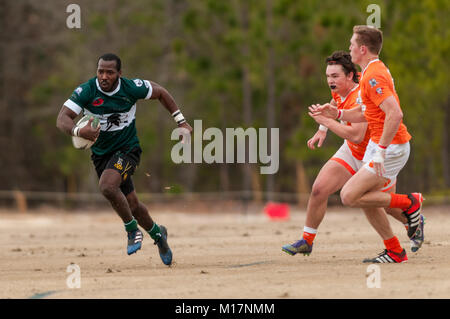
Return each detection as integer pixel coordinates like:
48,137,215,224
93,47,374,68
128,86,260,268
72,115,100,149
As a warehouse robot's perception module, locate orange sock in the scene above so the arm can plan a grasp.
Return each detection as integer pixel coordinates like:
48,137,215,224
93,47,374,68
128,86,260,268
302,231,316,246
389,193,412,209
383,236,403,254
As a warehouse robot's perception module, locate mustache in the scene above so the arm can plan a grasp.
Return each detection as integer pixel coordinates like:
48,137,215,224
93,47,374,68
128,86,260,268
101,78,119,86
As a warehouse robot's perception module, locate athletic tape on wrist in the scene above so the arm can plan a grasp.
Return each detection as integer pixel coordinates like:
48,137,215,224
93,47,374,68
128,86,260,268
172,110,186,125
373,146,386,163
72,126,80,137
318,125,328,132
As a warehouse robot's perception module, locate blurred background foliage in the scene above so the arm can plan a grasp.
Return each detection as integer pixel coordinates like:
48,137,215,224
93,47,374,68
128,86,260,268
0,0,448,203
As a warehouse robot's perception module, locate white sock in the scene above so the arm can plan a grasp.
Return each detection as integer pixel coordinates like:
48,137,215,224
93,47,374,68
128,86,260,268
303,226,317,234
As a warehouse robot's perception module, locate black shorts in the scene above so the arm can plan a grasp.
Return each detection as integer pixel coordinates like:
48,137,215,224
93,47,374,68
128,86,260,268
91,147,142,196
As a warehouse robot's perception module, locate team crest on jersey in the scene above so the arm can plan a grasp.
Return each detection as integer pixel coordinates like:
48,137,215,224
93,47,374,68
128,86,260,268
75,87,83,95
369,78,377,87
356,96,363,105
133,79,143,87
376,88,383,95
92,97,104,106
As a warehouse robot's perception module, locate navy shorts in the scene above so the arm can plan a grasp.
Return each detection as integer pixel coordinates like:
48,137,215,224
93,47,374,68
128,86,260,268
91,147,142,196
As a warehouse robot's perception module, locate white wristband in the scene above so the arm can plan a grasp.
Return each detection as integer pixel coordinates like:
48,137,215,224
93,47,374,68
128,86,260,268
373,146,386,164
318,125,328,132
72,126,80,137
172,110,186,125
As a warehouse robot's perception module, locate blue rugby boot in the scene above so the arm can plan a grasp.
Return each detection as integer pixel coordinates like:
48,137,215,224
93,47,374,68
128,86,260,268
154,225,173,266
127,229,143,255
282,238,313,256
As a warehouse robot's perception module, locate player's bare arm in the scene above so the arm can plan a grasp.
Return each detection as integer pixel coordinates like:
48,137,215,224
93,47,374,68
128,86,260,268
56,106,100,141
150,81,193,133
371,96,404,176
377,96,403,147
307,129,327,149
312,114,367,144
307,98,338,149
309,103,366,123
150,81,180,114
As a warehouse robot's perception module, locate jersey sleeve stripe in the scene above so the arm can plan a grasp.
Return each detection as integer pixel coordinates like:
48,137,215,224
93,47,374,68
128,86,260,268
144,80,153,100
64,99,82,115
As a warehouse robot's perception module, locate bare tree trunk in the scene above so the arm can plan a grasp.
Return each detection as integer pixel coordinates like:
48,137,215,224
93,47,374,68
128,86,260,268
442,95,450,187
220,95,230,192
296,161,310,208
265,0,276,200
1,1,27,190
252,166,262,202
150,0,174,192
239,2,252,197
0,2,7,175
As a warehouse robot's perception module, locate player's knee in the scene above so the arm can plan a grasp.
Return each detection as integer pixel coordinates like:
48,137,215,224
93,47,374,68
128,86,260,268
99,182,119,199
311,184,326,199
340,190,357,207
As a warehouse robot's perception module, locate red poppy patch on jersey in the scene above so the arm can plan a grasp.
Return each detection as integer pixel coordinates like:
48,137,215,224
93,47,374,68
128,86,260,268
92,98,104,106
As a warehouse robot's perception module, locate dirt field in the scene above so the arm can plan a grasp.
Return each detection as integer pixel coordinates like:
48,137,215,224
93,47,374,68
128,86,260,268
1,204,449,299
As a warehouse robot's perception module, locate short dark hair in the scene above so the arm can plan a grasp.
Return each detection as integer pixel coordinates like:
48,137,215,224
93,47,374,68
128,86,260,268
326,51,359,83
97,53,121,71
353,25,383,55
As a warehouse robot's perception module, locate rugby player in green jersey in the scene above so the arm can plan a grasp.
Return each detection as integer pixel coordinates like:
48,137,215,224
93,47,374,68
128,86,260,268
56,53,192,266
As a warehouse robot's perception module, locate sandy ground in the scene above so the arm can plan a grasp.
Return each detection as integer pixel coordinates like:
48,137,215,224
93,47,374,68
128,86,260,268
0,205,449,299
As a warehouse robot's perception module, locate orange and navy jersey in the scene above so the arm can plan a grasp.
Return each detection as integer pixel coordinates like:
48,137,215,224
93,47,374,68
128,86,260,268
331,84,370,160
359,59,411,144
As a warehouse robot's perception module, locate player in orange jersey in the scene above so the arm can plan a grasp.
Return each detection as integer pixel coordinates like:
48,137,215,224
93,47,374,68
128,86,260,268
282,51,408,258
310,26,424,263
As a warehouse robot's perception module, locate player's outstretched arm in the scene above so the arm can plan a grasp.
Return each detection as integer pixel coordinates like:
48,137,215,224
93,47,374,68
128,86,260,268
149,81,180,114
149,81,193,141
311,113,368,144
309,103,338,119
310,103,366,123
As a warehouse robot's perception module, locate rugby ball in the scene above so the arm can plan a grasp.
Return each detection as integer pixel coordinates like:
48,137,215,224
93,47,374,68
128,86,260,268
72,115,100,149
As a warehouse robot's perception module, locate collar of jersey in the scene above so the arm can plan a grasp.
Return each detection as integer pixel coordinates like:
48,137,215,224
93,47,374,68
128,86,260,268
361,58,380,79
339,83,360,103
96,78,121,96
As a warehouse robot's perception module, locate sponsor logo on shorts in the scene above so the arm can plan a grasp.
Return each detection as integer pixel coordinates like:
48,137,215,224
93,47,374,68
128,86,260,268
114,157,123,170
